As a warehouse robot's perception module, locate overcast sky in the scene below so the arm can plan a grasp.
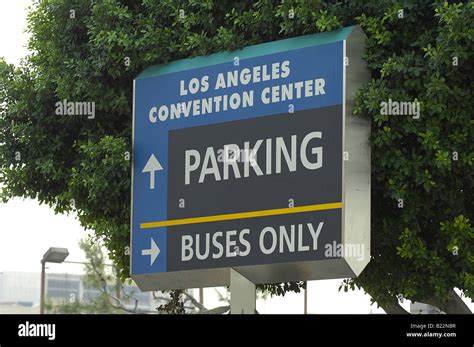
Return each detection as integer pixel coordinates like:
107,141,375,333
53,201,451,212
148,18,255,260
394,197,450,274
0,0,469,314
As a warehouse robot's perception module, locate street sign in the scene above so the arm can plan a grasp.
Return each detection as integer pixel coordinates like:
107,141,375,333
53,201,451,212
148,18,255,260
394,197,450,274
131,26,371,290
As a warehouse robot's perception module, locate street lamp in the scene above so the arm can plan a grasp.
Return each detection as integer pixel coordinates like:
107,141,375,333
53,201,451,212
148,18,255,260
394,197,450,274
40,247,69,314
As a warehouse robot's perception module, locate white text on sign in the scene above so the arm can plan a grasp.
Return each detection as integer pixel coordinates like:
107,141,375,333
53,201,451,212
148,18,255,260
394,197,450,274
185,131,323,185
181,221,324,261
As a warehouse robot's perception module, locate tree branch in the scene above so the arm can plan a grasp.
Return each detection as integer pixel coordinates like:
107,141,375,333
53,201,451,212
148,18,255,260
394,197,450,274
363,288,409,314
419,289,472,314
200,306,230,314
182,290,207,311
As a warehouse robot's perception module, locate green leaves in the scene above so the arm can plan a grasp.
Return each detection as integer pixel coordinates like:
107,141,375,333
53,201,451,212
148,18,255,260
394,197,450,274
357,13,392,46
315,10,342,32
397,227,428,260
440,215,474,256
257,281,306,297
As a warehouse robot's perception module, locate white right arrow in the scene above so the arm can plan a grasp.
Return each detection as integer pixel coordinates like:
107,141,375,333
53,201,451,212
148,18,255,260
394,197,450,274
141,238,160,266
142,154,163,189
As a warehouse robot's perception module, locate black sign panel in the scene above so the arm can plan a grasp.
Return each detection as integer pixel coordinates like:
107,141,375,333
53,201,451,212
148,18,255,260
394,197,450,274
166,105,342,271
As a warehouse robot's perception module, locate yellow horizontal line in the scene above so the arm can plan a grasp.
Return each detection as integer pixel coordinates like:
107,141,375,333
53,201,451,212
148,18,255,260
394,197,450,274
140,202,342,229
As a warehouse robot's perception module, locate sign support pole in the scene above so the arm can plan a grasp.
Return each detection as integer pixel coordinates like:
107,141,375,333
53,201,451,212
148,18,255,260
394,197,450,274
230,269,256,314
304,281,308,314
40,261,45,314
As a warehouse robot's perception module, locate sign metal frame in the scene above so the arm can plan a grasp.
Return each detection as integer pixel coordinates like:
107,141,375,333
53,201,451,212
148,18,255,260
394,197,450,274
130,26,371,290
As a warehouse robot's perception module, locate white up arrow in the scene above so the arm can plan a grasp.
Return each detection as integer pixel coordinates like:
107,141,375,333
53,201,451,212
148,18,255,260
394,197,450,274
141,238,160,266
142,154,163,189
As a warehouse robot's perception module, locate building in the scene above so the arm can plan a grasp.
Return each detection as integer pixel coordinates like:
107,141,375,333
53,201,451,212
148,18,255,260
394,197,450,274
0,271,40,305
0,271,160,313
410,301,444,314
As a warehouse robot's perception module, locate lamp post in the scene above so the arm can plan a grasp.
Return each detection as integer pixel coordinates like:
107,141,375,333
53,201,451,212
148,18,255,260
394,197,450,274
304,281,308,314
40,247,69,314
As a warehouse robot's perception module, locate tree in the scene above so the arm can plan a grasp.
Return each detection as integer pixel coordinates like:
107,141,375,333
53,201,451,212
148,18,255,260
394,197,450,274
47,238,153,314
48,237,217,314
0,0,472,313
346,1,473,313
